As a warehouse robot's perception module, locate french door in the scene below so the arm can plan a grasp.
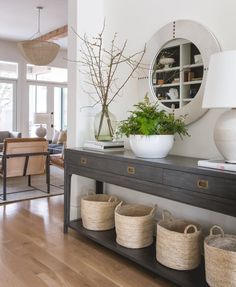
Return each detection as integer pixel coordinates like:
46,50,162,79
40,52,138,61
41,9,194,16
28,82,67,139
0,79,16,131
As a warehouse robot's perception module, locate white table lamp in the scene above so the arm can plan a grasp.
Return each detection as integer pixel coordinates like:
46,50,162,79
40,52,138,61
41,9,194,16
33,113,50,138
203,50,236,162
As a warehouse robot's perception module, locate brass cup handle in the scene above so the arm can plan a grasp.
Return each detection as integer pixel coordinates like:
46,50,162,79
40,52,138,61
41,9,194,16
197,179,208,189
127,166,135,175
80,157,87,165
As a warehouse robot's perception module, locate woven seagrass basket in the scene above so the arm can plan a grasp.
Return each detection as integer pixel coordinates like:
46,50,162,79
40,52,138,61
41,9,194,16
204,225,236,287
115,202,156,249
81,194,120,231
156,210,202,270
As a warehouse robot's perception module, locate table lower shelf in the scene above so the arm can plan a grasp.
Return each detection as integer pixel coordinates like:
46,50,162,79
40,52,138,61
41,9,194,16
69,219,208,287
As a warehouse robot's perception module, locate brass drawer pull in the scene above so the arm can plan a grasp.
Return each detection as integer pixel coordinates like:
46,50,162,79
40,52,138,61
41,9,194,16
127,166,135,175
80,157,87,165
197,179,208,189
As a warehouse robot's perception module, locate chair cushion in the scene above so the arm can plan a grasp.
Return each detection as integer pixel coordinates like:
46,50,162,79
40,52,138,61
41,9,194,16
50,154,64,168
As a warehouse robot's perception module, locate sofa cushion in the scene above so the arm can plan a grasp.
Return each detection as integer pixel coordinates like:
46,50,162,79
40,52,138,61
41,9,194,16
52,130,60,144
0,131,10,143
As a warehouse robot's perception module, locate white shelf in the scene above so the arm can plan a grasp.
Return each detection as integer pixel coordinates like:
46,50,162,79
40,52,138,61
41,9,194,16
159,99,180,103
183,63,203,69
183,80,202,85
183,98,194,102
154,83,180,88
155,66,180,73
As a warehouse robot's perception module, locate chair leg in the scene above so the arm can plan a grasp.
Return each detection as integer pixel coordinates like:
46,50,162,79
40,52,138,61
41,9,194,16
3,155,7,201
28,175,31,187
3,174,6,201
46,154,50,193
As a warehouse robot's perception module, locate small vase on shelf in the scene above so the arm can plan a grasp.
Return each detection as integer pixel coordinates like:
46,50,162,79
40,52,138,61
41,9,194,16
94,106,117,141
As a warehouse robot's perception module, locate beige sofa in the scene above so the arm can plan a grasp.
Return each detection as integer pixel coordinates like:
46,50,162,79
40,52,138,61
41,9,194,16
0,131,21,152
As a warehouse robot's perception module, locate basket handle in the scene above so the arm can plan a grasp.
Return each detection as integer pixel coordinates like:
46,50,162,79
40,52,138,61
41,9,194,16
210,225,225,237
184,224,198,234
115,201,123,212
87,191,95,195
108,196,117,202
149,204,158,216
162,210,173,221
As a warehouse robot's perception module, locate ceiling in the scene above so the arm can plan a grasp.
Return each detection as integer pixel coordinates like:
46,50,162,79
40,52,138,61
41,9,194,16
0,0,68,48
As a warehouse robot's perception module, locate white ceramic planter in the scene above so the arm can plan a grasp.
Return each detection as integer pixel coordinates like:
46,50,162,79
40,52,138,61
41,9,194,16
129,135,174,158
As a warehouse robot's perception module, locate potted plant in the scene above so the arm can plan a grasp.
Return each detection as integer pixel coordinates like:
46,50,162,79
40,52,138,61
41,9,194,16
118,96,189,158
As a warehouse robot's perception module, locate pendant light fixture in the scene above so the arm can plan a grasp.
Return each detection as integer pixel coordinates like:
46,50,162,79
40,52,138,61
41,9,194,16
17,6,60,66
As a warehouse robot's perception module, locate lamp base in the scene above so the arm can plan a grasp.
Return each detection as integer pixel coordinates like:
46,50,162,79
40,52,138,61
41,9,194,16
35,125,47,138
214,109,236,163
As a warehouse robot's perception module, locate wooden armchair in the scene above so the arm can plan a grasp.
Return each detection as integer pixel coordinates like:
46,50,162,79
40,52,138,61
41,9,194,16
0,138,50,200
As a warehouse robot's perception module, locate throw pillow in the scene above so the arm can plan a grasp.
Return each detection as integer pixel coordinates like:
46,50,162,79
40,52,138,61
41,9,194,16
61,141,67,160
52,130,60,144
57,130,67,144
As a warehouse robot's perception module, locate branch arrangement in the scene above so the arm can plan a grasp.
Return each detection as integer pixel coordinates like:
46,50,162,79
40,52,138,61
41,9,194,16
73,23,146,140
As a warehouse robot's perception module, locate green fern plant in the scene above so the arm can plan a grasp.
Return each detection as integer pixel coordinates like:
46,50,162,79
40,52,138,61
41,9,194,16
118,96,189,138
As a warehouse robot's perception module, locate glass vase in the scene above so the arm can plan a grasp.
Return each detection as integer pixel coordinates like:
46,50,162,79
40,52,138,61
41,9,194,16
94,106,117,141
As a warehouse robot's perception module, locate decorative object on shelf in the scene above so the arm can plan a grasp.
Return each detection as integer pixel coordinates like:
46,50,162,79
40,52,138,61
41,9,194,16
198,159,236,172
204,225,236,287
118,95,188,158
115,202,156,249
157,79,165,85
83,140,124,151
194,54,203,64
81,194,120,231
189,88,198,98
141,20,221,124
159,57,175,68
167,88,178,100
33,112,50,138
17,7,60,66
156,210,202,271
203,50,236,163
75,22,146,141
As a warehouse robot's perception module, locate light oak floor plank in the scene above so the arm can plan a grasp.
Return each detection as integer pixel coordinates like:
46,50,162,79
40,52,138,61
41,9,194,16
0,195,175,287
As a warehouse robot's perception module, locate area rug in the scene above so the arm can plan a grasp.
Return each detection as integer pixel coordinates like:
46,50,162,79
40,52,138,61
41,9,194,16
0,166,64,204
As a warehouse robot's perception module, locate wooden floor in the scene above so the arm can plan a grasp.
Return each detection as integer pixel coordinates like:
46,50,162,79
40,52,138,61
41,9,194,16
0,196,175,287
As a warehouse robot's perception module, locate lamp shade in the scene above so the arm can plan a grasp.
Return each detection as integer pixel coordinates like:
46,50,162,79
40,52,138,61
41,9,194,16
33,113,50,124
203,50,236,108
17,40,60,66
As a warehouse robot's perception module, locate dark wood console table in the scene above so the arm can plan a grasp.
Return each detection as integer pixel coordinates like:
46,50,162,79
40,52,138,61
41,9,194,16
64,148,236,287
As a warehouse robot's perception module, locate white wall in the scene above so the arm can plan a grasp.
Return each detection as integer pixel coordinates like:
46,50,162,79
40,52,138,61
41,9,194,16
67,0,105,219
69,0,236,233
0,38,67,135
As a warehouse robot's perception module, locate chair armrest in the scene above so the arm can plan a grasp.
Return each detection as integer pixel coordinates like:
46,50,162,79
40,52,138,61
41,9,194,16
9,131,22,138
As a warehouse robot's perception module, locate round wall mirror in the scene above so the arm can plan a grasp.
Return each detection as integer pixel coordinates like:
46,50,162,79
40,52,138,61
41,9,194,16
142,20,221,124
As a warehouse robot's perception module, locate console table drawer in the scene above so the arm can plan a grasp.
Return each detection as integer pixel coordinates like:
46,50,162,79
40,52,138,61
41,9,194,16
74,154,163,184
163,169,236,200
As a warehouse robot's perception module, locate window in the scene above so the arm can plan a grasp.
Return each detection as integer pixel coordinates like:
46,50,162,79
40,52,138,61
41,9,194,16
29,85,47,137
0,82,14,130
54,87,67,131
27,65,67,83
0,61,18,79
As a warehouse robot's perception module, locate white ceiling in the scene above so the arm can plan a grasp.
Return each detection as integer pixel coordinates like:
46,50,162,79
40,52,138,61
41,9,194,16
0,0,68,48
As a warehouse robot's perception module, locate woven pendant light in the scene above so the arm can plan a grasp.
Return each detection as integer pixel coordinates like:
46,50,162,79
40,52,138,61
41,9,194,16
18,7,60,66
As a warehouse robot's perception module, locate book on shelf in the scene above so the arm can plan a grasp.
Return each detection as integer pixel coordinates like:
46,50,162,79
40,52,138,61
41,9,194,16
197,159,236,172
83,146,125,152
83,140,124,151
